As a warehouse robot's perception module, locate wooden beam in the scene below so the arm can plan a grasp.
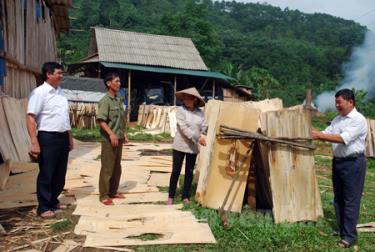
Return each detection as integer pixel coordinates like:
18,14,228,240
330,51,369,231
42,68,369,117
174,75,177,105
212,80,216,99
127,70,131,122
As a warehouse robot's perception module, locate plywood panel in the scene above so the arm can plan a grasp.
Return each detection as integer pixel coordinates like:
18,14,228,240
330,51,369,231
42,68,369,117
75,192,167,205
147,172,171,187
262,109,323,223
195,100,221,203
200,102,260,212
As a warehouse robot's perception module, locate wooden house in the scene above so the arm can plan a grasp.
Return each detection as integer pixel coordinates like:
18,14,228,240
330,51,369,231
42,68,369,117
68,27,250,121
0,0,72,98
0,0,71,164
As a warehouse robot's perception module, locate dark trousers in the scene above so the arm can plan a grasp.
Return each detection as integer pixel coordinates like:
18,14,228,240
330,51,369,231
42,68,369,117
37,131,69,214
168,149,197,199
99,139,123,201
332,154,366,244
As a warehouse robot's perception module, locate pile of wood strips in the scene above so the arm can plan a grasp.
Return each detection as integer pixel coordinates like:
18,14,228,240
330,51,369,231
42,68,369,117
137,104,177,136
69,102,98,129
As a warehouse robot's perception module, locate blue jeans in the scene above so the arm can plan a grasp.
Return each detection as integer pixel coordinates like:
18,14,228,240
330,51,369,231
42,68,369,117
332,154,366,244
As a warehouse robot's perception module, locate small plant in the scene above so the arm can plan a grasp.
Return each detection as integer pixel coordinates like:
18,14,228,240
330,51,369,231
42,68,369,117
50,219,71,231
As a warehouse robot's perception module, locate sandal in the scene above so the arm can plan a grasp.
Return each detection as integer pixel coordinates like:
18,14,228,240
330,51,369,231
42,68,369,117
110,193,125,199
338,240,351,248
101,198,114,205
39,210,55,219
53,204,68,210
183,198,191,204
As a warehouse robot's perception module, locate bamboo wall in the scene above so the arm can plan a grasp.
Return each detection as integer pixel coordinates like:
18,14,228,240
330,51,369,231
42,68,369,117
1,0,58,98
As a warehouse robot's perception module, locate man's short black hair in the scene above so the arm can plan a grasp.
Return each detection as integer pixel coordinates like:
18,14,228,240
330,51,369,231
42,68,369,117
103,72,120,88
335,89,355,106
41,62,63,81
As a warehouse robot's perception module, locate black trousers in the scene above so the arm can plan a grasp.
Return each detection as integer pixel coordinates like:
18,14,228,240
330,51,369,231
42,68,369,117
37,131,69,214
332,154,366,244
168,149,197,199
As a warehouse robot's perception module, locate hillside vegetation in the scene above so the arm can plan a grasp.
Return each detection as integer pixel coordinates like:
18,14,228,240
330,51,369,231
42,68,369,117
58,0,369,107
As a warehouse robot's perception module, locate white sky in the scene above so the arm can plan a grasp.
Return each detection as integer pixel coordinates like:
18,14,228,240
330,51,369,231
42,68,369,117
236,0,375,29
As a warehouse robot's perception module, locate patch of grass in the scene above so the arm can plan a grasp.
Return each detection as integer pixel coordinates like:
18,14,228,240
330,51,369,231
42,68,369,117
71,126,172,142
128,233,164,241
314,156,331,167
71,126,101,142
50,219,71,231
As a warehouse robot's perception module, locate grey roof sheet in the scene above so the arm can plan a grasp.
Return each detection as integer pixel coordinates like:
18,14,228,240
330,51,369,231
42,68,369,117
61,76,106,93
94,27,208,71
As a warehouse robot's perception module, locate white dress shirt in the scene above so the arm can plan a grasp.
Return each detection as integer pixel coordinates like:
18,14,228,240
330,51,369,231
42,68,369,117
323,108,368,158
27,82,71,132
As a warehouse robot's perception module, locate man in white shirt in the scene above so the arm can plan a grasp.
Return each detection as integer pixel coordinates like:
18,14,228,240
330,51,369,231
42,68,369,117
27,62,73,218
312,89,367,248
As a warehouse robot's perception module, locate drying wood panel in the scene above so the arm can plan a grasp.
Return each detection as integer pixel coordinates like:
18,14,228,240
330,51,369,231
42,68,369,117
77,212,216,247
365,119,375,157
195,100,221,203
2,97,31,162
83,222,215,247
73,203,182,220
0,169,38,209
75,192,167,205
199,102,260,212
0,160,10,190
6,160,38,173
262,109,323,223
0,98,19,161
147,172,171,187
75,213,197,235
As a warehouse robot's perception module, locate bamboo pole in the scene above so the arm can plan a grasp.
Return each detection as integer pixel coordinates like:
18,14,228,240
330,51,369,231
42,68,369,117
219,125,316,150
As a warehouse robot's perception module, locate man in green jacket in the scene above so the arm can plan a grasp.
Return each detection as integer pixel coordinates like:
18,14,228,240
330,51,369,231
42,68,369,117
97,72,128,205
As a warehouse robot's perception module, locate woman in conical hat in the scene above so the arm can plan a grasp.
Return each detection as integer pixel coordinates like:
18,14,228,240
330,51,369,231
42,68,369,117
167,87,207,205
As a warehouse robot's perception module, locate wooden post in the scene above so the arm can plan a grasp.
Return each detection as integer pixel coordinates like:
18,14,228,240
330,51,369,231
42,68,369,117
127,70,131,123
174,75,177,105
212,79,216,99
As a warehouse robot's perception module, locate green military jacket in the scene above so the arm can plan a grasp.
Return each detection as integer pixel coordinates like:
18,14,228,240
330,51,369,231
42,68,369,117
97,93,125,141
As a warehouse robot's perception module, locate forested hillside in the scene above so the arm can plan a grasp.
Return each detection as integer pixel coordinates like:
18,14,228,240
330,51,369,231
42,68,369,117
58,0,367,105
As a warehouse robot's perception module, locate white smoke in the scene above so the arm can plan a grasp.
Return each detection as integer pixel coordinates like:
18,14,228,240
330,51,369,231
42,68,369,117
316,30,375,112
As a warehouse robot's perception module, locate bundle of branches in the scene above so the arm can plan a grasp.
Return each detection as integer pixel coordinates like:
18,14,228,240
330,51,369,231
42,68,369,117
218,125,315,150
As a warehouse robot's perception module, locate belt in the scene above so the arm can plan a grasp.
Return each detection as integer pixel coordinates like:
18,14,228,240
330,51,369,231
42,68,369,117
38,131,69,135
333,152,364,162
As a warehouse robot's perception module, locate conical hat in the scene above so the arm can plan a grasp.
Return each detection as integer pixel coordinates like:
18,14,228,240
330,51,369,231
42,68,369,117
175,87,205,107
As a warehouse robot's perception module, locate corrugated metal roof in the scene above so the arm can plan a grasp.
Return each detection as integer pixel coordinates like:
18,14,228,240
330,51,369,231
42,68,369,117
93,27,208,71
62,89,105,103
61,76,106,92
101,62,232,81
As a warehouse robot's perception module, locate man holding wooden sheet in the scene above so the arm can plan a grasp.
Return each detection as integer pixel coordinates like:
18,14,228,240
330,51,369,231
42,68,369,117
27,62,73,218
312,89,368,248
